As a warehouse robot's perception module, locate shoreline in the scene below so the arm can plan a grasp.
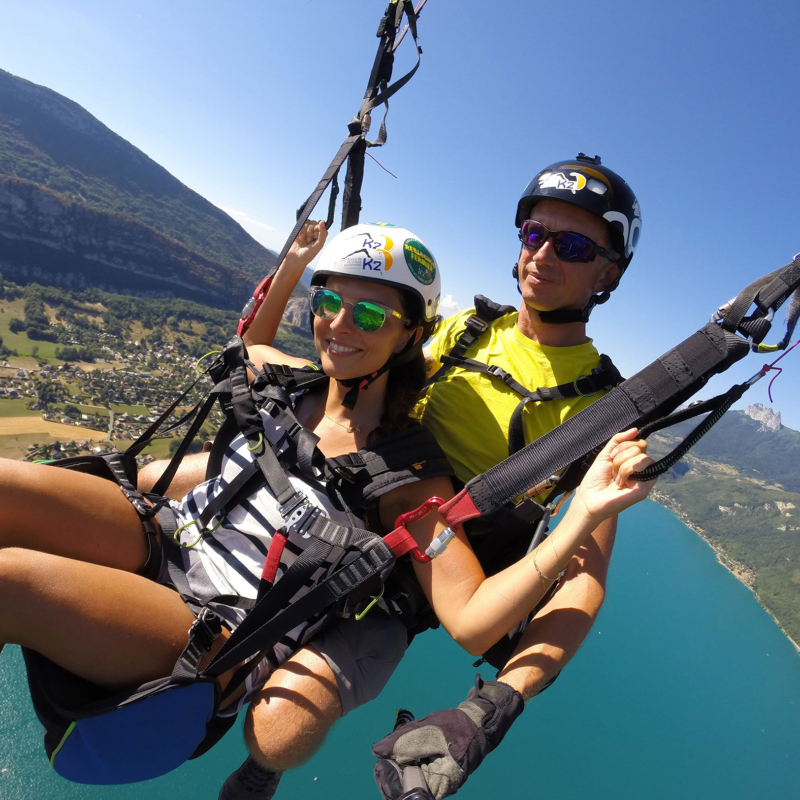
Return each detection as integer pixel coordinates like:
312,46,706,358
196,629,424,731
650,491,800,655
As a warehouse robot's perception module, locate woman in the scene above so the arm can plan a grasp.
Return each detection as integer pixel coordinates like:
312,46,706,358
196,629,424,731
0,222,654,793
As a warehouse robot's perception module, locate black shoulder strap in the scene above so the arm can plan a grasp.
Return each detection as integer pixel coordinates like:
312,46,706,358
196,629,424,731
425,296,623,454
323,424,456,514
426,295,516,386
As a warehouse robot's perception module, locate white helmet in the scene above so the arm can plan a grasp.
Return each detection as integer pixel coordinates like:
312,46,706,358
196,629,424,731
311,223,441,323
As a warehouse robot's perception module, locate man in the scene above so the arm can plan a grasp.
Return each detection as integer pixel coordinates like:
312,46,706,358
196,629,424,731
372,153,642,800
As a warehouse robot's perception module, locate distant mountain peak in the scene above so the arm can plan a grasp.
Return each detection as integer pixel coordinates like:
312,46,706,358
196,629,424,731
745,403,782,432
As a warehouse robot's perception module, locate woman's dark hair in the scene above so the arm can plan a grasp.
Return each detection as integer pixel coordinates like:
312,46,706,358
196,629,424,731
370,291,440,440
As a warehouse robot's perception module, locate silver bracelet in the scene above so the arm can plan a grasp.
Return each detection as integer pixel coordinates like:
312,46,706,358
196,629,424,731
533,549,565,583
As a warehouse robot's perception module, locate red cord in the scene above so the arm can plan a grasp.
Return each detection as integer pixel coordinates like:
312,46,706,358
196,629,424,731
761,340,800,402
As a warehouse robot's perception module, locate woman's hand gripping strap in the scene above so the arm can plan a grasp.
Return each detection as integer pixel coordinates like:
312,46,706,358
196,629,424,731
383,497,460,564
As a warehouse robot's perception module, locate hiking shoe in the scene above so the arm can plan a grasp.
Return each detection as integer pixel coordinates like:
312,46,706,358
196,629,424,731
218,757,283,800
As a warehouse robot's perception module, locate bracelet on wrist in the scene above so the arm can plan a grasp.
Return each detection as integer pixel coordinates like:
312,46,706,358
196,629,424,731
533,548,566,583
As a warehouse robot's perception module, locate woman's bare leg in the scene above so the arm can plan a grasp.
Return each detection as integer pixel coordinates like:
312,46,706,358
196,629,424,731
0,459,148,572
0,547,195,687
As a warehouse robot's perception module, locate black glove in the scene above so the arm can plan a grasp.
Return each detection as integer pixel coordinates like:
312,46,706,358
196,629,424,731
372,675,524,800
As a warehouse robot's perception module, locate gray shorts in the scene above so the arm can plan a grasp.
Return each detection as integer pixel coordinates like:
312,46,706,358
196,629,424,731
312,611,408,716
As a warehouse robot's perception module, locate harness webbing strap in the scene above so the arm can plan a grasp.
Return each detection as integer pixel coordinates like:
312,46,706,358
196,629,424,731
151,393,219,499
438,260,800,528
205,535,394,678
427,294,623,455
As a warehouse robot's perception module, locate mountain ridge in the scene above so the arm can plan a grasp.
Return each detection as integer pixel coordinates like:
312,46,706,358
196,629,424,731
0,68,279,308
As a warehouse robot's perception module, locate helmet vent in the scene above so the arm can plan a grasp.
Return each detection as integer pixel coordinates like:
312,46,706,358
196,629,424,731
586,178,608,195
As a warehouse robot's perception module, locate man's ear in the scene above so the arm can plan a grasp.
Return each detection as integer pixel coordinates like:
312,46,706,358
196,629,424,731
594,262,621,293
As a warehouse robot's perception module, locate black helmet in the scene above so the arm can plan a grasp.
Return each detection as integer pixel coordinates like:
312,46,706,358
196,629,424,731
515,153,641,283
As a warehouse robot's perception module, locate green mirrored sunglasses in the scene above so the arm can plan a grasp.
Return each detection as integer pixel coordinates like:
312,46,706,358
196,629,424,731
310,288,410,332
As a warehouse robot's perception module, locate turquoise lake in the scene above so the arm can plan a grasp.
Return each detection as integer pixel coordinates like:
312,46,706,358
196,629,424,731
2,499,800,799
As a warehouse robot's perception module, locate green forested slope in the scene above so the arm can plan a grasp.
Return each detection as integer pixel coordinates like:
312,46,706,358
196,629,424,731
0,68,281,307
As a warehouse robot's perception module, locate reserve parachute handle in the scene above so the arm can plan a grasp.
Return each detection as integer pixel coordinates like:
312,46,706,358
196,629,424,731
383,496,459,563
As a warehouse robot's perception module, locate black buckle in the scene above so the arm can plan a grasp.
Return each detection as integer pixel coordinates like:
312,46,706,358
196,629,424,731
280,501,322,538
189,608,222,653
327,461,358,485
278,493,308,520
486,364,513,384
454,314,490,350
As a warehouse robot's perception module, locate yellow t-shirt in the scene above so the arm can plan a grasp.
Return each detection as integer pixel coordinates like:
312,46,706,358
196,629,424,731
416,307,611,488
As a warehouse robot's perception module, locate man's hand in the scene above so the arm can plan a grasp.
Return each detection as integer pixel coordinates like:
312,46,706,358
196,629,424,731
372,676,524,800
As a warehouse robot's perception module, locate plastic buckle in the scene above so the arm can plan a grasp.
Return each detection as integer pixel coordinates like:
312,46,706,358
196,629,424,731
189,608,222,652
455,315,489,348
486,364,511,382
572,374,598,398
328,462,358,485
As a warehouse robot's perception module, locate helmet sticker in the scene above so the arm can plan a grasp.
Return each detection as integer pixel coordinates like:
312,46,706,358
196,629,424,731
403,239,436,285
537,171,587,194
356,234,394,271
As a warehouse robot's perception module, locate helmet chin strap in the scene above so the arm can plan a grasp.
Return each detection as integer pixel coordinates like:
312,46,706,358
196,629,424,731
337,335,422,410
512,261,612,325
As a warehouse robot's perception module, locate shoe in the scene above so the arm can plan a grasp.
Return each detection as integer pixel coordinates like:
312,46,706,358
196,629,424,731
218,757,283,800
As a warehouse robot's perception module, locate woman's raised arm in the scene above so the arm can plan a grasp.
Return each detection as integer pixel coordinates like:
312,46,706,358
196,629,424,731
242,220,327,348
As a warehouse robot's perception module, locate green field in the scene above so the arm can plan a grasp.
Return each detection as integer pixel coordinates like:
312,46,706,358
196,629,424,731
0,432,48,460
0,398,40,417
0,299,60,360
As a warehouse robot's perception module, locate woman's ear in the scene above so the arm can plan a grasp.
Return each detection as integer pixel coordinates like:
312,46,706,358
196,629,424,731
393,325,422,354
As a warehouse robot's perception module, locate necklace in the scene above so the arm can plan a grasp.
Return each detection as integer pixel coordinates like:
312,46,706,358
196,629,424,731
324,412,378,434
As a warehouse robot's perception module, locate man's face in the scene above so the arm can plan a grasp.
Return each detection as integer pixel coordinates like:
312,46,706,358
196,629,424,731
517,198,620,315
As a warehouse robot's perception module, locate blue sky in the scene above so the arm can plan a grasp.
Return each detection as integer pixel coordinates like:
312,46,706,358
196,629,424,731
2,0,799,428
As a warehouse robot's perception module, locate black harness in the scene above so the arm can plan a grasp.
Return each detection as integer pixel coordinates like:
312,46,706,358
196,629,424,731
428,295,623,456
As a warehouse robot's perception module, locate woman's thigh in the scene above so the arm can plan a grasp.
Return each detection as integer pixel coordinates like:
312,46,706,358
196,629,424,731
0,547,196,687
0,458,148,572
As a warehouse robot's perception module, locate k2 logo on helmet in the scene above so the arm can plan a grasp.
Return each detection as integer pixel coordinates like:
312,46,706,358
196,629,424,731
537,171,587,194
403,239,436,285
360,235,394,272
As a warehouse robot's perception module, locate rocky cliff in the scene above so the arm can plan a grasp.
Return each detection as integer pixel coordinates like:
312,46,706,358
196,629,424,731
744,402,782,432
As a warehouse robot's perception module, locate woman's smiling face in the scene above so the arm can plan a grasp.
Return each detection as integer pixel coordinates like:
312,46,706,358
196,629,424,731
313,276,415,381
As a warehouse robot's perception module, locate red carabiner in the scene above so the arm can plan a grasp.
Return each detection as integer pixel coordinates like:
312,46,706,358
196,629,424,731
383,496,446,563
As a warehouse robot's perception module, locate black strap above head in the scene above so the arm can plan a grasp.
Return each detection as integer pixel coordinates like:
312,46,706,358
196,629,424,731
720,257,800,344
275,0,423,265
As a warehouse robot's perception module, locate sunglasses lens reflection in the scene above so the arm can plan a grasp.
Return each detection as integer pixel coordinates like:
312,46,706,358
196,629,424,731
553,232,594,262
312,290,387,332
312,290,342,318
352,302,386,332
